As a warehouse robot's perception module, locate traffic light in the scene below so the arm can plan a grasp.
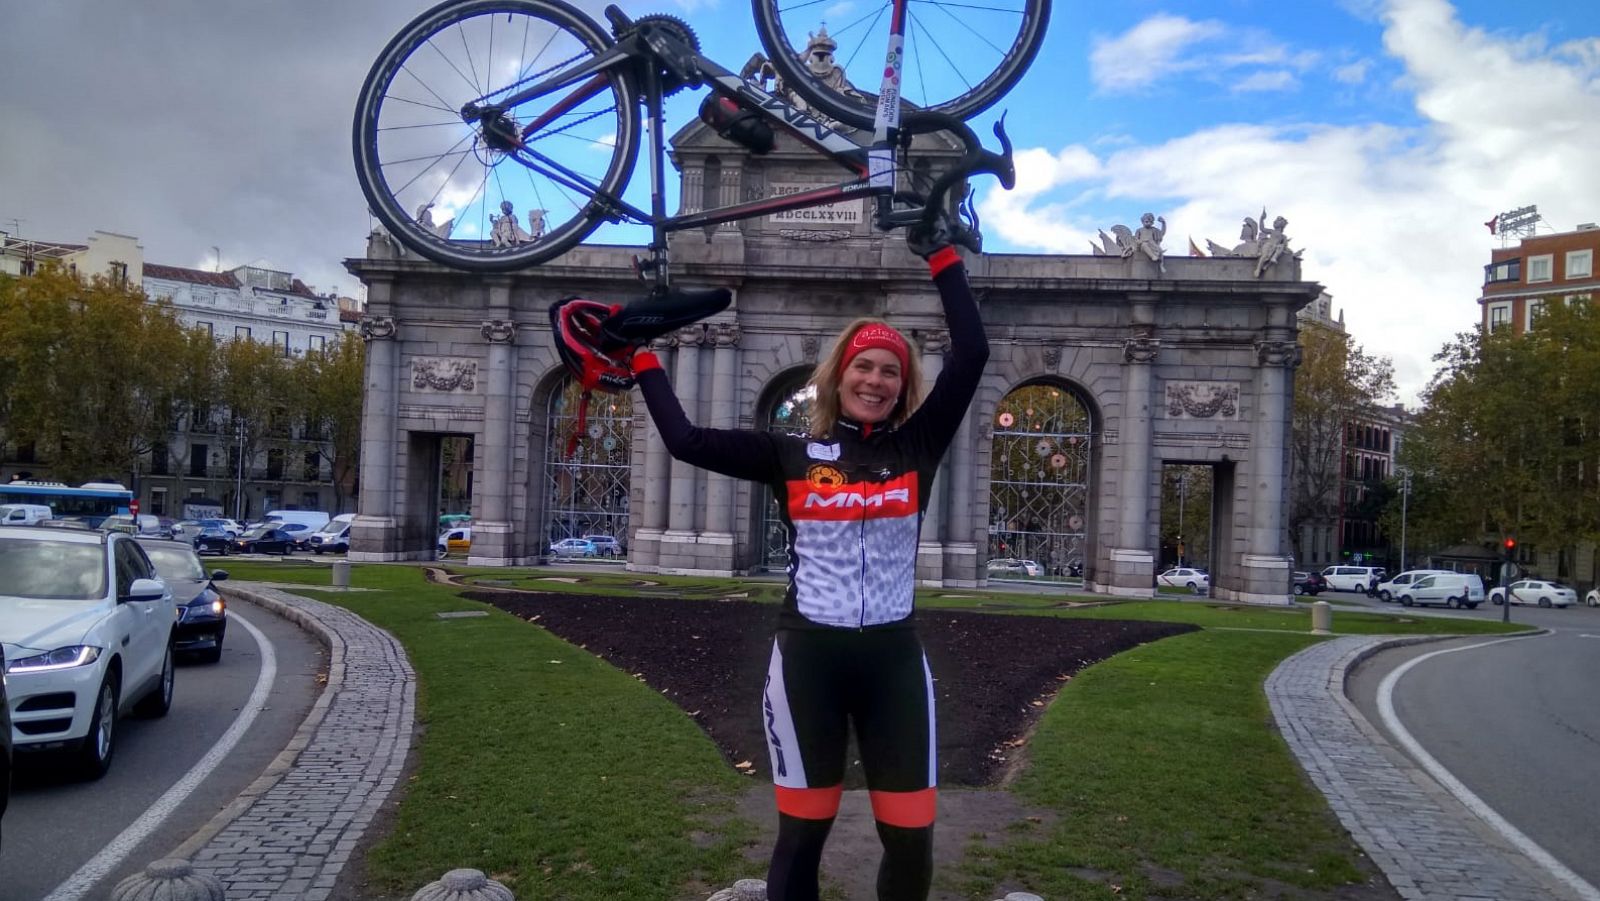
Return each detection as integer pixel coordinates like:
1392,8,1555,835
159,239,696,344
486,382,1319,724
1503,537,1516,552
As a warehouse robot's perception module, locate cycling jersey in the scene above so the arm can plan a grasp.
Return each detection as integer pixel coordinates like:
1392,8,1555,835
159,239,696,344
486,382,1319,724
635,257,987,630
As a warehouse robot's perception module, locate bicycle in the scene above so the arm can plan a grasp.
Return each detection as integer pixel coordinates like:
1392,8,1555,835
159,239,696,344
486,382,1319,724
352,0,1049,278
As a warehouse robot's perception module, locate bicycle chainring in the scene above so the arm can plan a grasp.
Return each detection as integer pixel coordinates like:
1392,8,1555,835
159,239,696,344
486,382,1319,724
632,14,700,99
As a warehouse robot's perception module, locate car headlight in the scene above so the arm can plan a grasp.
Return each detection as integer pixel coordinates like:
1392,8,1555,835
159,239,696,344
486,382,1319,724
7,645,103,673
211,598,226,616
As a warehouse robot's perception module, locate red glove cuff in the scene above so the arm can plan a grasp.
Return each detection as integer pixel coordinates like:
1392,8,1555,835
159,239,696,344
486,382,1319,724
927,246,962,277
630,350,662,374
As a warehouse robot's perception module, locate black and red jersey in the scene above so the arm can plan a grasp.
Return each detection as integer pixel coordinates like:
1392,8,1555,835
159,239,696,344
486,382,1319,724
636,259,987,630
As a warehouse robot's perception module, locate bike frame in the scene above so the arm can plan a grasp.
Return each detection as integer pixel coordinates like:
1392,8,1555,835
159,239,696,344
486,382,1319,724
477,1,926,286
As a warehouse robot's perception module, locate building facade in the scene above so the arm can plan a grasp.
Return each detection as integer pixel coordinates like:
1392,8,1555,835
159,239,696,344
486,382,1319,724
1479,223,1600,333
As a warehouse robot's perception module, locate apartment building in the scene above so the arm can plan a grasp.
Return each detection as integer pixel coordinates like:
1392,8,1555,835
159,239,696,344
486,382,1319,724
1479,223,1600,333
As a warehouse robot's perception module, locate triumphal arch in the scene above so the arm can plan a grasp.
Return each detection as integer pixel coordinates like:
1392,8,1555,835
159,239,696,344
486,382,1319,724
345,104,1318,604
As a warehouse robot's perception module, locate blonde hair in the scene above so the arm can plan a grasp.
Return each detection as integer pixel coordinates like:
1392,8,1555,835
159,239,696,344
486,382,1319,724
807,318,925,438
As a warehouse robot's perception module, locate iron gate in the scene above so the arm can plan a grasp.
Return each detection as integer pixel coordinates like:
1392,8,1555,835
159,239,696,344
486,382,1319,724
987,382,1092,583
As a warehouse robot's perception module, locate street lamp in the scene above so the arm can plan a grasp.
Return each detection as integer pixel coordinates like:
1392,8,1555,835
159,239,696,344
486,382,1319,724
1175,472,1188,566
1397,467,1411,571
234,418,246,521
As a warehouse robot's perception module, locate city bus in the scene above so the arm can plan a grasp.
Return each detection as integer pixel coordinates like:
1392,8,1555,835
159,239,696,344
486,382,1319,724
0,480,135,523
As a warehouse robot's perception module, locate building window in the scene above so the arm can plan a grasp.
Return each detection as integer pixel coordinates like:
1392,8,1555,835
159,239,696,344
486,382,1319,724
150,488,167,516
1568,249,1593,280
195,320,213,337
150,442,169,476
190,443,209,477
109,261,128,286
188,488,204,499
267,448,285,480
1567,294,1593,306
273,330,290,357
236,325,252,340
1527,299,1546,330
308,334,326,353
301,491,320,509
1528,254,1553,283
1484,259,1521,283
303,451,321,481
1488,303,1512,331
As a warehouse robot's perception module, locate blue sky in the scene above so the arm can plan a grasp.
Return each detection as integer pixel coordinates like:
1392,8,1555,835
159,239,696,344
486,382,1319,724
0,0,1595,403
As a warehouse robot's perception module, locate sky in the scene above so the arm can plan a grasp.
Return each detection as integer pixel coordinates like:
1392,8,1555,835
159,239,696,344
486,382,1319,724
1,0,1596,404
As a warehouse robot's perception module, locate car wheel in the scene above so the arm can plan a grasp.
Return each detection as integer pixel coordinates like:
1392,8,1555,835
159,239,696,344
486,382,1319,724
1447,596,1463,609
136,642,175,718
1539,597,1551,608
1400,595,1413,607
1379,590,1391,602
314,547,324,555
1293,584,1305,596
75,671,120,780
1491,594,1503,605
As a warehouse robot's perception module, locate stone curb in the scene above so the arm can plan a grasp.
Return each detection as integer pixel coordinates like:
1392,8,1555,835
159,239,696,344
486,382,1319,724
169,582,416,901
1265,633,1580,901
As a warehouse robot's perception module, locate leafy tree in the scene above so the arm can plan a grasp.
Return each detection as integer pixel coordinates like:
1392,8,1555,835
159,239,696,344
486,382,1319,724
1289,323,1395,562
300,334,366,511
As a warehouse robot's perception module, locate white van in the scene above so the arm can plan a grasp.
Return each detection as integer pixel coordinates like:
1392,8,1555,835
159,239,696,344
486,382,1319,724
0,503,53,526
309,513,357,554
1374,569,1453,603
265,510,331,533
1397,573,1484,609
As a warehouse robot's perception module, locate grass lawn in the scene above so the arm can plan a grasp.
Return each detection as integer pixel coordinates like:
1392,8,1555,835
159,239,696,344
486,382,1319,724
219,561,1529,899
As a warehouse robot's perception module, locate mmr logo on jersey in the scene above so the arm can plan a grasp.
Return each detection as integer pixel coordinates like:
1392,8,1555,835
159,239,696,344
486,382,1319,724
804,488,910,508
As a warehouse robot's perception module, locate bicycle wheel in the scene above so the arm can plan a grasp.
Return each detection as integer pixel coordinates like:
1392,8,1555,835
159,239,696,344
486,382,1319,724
354,0,642,272
752,0,1049,131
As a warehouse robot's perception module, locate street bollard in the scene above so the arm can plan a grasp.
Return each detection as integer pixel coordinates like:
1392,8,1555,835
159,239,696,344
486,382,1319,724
410,869,515,901
332,559,351,588
111,859,225,901
1311,600,1332,635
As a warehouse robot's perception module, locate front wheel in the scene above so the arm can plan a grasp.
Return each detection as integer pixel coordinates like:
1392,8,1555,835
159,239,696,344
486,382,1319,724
354,0,643,271
1379,590,1392,602
1538,597,1552,608
751,0,1051,131
1400,595,1413,607
75,672,120,780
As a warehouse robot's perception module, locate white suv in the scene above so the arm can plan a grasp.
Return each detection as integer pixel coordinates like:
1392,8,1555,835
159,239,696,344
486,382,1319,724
0,527,177,779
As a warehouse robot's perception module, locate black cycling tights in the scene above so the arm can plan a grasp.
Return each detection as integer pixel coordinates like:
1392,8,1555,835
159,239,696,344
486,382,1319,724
766,815,933,901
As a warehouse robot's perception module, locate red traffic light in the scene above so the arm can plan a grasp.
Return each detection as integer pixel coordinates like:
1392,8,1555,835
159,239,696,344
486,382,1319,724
1504,538,1516,550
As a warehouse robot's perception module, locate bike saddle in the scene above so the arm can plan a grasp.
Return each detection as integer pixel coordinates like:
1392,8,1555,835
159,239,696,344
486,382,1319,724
549,287,733,392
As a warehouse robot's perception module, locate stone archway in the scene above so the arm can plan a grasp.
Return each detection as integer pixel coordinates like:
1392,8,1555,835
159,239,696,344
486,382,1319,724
985,381,1094,583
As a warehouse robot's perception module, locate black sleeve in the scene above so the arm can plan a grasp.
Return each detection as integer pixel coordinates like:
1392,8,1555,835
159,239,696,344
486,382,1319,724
899,260,989,456
637,368,785,483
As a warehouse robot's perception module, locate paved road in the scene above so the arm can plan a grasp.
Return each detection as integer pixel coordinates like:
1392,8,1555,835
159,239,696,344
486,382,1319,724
1348,606,1600,898
2,599,324,901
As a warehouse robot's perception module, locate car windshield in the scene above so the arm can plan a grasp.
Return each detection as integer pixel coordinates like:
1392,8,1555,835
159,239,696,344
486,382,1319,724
144,545,207,582
0,538,107,600
243,525,274,538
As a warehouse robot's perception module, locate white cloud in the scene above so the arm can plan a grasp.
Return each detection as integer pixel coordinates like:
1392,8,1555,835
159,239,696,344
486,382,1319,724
1089,15,1227,92
1231,70,1299,92
983,0,1600,404
1333,59,1372,83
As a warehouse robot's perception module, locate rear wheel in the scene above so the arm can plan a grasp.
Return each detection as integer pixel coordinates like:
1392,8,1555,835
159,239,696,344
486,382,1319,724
354,0,642,271
1539,597,1552,608
1379,590,1392,602
751,0,1051,130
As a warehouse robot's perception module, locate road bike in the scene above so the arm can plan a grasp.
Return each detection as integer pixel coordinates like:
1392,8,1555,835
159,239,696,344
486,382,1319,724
352,0,1050,279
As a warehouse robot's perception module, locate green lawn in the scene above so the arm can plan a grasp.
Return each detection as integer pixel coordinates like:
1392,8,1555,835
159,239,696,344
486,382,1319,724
219,561,1528,899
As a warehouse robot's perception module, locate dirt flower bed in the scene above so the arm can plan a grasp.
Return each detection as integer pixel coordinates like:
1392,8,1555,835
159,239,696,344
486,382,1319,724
463,589,1196,786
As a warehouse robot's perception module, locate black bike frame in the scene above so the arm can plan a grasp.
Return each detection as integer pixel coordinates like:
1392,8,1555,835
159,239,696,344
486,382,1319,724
483,1,925,285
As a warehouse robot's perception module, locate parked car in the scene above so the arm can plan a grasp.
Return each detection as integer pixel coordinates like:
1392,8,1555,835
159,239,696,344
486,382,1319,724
1489,579,1577,608
234,525,296,555
1157,567,1209,591
986,557,1043,577
265,510,331,536
1291,571,1327,596
192,527,235,555
438,527,472,555
0,503,53,526
309,514,357,554
138,538,229,663
1319,565,1386,593
1374,569,1453,603
549,537,596,558
0,526,176,779
1397,572,1484,609
1585,588,1600,608
1,655,11,848
583,534,623,557
274,522,315,550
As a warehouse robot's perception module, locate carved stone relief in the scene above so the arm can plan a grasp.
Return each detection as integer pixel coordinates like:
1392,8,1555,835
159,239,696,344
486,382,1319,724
359,315,396,341
802,335,821,363
480,319,518,343
1042,346,1062,371
1255,340,1300,367
410,357,479,393
1164,381,1241,420
1123,336,1160,364
918,329,950,356
712,322,742,347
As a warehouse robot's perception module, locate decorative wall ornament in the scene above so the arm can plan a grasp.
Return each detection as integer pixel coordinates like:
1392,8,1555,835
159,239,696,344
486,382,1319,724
1164,381,1241,420
1091,213,1166,273
676,324,707,347
1201,209,1305,277
411,357,479,393
480,319,518,343
802,334,821,363
1042,346,1062,371
778,228,853,242
918,329,951,355
1123,336,1160,363
1255,340,1299,367
359,315,397,341
712,322,742,347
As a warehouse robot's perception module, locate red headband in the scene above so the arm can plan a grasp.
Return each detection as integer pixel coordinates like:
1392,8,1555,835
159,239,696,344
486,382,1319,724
841,323,909,375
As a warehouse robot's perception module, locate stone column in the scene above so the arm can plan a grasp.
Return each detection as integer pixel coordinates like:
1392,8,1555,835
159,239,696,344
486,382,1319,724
662,325,706,569
701,322,740,568
942,396,980,588
349,291,400,562
632,336,675,571
469,282,518,566
1106,300,1159,597
916,329,949,584
1240,332,1298,603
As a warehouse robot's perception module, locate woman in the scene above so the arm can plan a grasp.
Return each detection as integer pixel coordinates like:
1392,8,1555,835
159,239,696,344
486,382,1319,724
629,241,987,901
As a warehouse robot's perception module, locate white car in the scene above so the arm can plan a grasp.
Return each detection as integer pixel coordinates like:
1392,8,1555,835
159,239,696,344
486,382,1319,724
1157,567,1209,591
0,527,177,779
1319,565,1386,593
1586,588,1600,608
1489,580,1578,608
1374,569,1453,603
986,558,1043,578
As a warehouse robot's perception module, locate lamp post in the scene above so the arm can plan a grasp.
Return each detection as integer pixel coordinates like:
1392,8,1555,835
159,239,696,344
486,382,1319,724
234,418,246,521
1397,467,1411,571
1175,472,1188,566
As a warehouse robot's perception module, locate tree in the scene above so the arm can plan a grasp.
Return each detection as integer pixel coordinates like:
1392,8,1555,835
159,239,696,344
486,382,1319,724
300,334,366,512
1289,323,1395,562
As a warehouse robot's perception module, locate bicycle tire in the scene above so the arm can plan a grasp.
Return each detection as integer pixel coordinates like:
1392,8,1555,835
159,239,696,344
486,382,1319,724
353,0,642,272
751,0,1049,131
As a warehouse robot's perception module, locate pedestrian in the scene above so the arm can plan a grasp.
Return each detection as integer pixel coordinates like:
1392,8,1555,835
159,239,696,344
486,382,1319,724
629,227,987,901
